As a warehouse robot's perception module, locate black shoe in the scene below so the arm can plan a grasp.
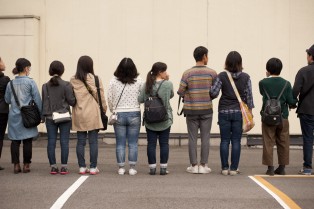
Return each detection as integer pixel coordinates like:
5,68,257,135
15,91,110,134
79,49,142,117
149,168,156,175
50,167,59,175
274,165,286,175
60,167,69,175
266,166,274,176
0,166,4,170
160,168,167,175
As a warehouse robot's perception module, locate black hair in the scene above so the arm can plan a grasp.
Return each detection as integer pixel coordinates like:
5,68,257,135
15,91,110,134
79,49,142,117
193,46,208,62
49,60,65,86
114,57,139,84
75,56,94,83
266,58,282,75
145,62,167,95
13,58,31,73
225,51,243,73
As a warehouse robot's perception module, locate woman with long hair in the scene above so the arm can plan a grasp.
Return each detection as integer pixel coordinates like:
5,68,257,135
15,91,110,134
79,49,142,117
211,51,254,176
42,61,76,175
5,58,42,174
70,56,107,175
0,57,10,170
138,62,174,175
108,57,143,175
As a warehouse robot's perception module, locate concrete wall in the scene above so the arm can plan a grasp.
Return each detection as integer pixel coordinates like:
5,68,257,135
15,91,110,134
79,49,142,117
0,0,313,134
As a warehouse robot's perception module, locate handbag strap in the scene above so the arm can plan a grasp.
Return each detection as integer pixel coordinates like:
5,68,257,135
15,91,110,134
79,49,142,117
226,71,243,104
114,83,127,111
10,80,21,108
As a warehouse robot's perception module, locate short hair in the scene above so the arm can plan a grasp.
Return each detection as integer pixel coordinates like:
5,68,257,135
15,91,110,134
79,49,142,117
114,57,139,84
225,51,243,73
193,46,208,62
49,60,65,86
75,56,94,83
266,58,282,75
14,58,31,73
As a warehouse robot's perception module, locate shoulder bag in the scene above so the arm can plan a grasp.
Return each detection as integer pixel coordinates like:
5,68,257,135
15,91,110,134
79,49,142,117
226,72,255,133
10,80,41,128
45,84,71,123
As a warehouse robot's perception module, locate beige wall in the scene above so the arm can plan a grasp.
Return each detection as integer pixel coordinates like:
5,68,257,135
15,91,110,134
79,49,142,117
0,0,313,134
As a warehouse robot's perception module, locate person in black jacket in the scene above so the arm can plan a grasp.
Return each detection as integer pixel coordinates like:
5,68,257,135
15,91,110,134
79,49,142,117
293,44,314,175
0,57,10,170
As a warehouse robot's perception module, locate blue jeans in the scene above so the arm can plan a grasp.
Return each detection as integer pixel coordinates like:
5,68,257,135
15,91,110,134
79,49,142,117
113,111,141,167
218,112,243,171
299,114,314,169
146,127,171,166
76,130,98,168
46,119,71,165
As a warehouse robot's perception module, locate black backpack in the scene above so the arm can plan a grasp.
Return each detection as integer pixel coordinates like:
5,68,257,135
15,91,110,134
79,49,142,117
144,80,168,124
262,81,287,126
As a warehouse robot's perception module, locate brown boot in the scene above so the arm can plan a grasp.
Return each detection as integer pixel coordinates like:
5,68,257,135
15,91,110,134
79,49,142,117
23,163,30,173
14,163,21,174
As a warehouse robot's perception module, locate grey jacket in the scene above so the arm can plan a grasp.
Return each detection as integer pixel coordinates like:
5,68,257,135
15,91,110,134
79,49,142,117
42,77,76,119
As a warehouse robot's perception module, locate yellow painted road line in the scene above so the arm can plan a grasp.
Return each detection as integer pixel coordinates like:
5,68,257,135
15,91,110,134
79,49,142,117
249,176,301,209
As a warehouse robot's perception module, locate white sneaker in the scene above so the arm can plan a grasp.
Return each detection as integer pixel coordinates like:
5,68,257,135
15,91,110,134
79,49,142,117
90,167,99,175
186,165,199,174
230,169,240,176
199,165,211,174
118,167,126,175
129,168,137,175
221,169,229,176
79,167,90,174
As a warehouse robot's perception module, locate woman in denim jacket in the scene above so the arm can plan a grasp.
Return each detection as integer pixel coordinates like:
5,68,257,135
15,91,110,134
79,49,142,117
5,58,42,174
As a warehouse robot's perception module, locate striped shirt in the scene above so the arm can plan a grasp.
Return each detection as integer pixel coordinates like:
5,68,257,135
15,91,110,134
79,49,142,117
177,66,217,115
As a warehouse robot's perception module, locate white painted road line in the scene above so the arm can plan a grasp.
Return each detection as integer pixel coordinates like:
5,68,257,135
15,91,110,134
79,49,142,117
50,176,89,209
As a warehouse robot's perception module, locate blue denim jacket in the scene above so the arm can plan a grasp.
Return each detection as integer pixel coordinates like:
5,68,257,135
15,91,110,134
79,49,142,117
5,76,42,140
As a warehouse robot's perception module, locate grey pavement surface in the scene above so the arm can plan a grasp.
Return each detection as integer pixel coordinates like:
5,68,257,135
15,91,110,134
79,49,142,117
0,138,313,209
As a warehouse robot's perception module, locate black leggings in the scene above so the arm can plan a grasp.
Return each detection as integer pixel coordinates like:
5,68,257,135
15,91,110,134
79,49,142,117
11,138,33,164
0,113,8,158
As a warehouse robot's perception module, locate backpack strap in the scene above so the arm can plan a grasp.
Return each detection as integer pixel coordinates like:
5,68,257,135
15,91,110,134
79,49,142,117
262,81,288,100
151,80,165,97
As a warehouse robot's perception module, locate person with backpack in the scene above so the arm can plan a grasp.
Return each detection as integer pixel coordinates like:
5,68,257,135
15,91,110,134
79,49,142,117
211,51,254,176
293,44,314,175
259,58,297,176
177,46,217,174
138,62,174,175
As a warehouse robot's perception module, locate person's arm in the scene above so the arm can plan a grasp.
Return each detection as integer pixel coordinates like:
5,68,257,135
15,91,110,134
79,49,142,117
210,77,222,99
32,81,43,114
292,70,303,99
107,80,114,113
4,81,12,104
177,74,187,97
98,78,107,113
65,82,76,107
138,84,146,104
286,82,298,108
245,78,254,110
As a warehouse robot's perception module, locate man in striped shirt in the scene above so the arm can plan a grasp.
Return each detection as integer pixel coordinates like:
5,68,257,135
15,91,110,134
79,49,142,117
177,46,217,174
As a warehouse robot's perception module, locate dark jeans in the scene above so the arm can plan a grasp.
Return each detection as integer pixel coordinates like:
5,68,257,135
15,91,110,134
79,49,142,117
45,119,71,166
299,114,314,169
146,127,171,166
76,130,98,168
11,138,33,164
218,112,243,171
0,113,8,159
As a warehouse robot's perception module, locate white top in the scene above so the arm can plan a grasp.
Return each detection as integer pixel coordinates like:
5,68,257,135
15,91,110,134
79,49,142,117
107,76,143,113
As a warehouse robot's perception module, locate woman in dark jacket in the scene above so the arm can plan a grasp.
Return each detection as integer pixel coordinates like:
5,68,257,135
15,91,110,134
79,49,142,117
0,57,10,170
42,61,76,175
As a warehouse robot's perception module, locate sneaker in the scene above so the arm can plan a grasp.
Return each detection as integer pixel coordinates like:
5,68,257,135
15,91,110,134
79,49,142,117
79,167,90,174
186,165,199,174
60,167,69,175
298,168,312,175
90,167,99,175
129,168,137,175
230,169,240,176
221,169,229,176
50,167,59,175
199,165,211,174
118,167,126,175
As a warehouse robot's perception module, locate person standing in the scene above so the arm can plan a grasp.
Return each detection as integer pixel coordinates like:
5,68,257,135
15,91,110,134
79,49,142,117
259,58,297,176
177,46,217,174
5,58,42,174
108,58,143,175
138,62,174,175
70,56,107,175
42,61,76,175
211,51,254,176
293,44,314,175
0,57,10,170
